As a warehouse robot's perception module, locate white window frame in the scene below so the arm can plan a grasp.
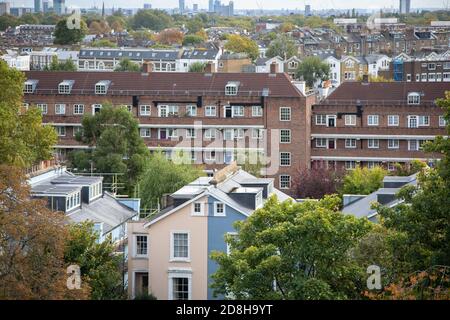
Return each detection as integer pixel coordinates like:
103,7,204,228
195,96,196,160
279,107,291,121
134,234,148,257
407,93,420,105
205,106,217,117
204,128,216,140
408,115,418,128
168,272,192,300
388,115,399,126
140,128,151,138
439,116,447,127
55,126,66,136
252,128,264,140
345,139,357,149
73,104,84,115
214,202,226,217
408,140,419,151
418,115,430,127
280,129,291,143
315,138,327,148
225,84,238,96
280,152,291,166
315,114,327,125
388,139,399,149
232,105,244,117
367,115,379,126
186,105,197,117
140,105,151,116
186,128,196,139
55,104,66,115
279,175,291,189
204,151,216,161
170,231,190,262
345,114,356,126
95,84,106,94
252,105,263,117
368,139,379,149
37,103,48,114
345,161,357,170
191,202,204,216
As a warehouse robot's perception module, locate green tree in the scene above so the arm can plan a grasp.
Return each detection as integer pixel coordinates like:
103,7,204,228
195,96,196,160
0,14,19,31
186,18,204,34
0,60,57,167
295,56,331,88
266,34,297,60
131,9,174,31
139,151,204,209
211,195,373,299
340,166,387,195
45,56,77,71
91,39,118,48
188,62,206,72
64,222,125,300
54,18,88,45
224,34,259,61
70,104,149,195
182,34,205,46
114,58,141,72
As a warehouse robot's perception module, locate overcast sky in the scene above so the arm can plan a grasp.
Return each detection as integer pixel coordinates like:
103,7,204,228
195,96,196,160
9,0,448,10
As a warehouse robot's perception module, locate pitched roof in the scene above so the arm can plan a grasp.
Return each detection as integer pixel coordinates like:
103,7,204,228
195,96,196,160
24,71,303,97
181,48,220,60
323,82,449,103
79,48,180,61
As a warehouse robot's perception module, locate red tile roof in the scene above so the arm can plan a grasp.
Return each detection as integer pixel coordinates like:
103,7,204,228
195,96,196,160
324,81,449,103
24,71,304,98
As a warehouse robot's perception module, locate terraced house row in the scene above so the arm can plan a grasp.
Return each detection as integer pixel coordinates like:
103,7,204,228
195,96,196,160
22,67,449,196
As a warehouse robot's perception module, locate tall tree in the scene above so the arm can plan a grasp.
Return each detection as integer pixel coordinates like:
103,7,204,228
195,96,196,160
224,34,259,61
139,151,204,209
45,56,77,71
188,62,206,72
70,105,149,195
54,18,88,45
0,60,57,167
64,222,125,300
211,195,373,299
340,166,387,195
0,165,90,299
266,34,298,60
294,167,344,199
114,58,141,72
156,28,184,45
131,9,174,31
295,56,330,88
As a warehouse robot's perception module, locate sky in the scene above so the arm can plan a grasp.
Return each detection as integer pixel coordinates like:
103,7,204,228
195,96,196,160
8,0,448,10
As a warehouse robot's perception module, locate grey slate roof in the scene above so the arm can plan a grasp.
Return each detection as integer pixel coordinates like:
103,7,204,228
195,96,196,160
79,48,181,61
68,192,138,234
181,48,220,60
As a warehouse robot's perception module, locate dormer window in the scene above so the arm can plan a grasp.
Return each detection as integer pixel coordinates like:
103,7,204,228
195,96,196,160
407,92,420,105
95,80,110,95
225,82,239,96
58,80,74,94
23,80,38,93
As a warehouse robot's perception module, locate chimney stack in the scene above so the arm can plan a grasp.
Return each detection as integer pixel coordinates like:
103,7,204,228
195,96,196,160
270,62,278,74
142,61,153,74
205,62,215,74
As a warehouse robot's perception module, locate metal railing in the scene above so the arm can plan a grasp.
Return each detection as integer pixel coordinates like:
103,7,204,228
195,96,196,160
320,99,438,106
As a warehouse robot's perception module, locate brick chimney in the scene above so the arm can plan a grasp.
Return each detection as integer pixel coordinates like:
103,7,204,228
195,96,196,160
270,62,278,74
142,61,153,74
205,62,215,74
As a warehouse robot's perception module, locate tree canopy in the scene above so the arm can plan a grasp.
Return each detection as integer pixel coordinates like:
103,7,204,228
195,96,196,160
224,34,259,61
340,166,387,195
45,56,77,71
54,18,88,45
0,60,57,167
188,62,206,72
114,58,141,72
295,56,331,88
131,9,174,31
266,34,298,60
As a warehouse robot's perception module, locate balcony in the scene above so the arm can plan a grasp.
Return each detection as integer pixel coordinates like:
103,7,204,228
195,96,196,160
311,126,447,138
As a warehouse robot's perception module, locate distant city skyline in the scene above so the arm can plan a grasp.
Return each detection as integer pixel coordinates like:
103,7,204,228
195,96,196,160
6,0,448,10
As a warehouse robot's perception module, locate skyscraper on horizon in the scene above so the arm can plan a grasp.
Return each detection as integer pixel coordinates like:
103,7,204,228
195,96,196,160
179,0,185,14
209,0,214,12
54,0,66,15
34,0,41,13
305,4,311,16
399,0,411,14
0,1,11,16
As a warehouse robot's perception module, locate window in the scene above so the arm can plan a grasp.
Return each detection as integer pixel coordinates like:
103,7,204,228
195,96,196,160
345,161,357,170
205,151,216,161
280,107,291,121
224,151,234,164
205,106,217,117
327,115,336,127
408,140,419,151
421,73,427,82
95,84,106,94
428,73,436,81
345,139,357,148
140,105,151,116
232,106,244,117
279,175,291,189
37,104,47,114
225,83,238,95
444,73,450,81
428,63,436,70
135,235,148,256
186,105,197,117
58,83,72,94
23,83,35,93
55,104,66,115
171,232,189,260
316,138,327,148
92,104,102,114
171,277,190,300
407,93,420,105
140,128,151,137
224,129,234,140
66,192,81,211
252,129,264,140
252,106,263,117
73,104,84,115
439,116,447,127
367,161,380,169
368,139,379,149
408,115,418,128
192,202,203,216
55,126,66,136
234,129,244,139
387,162,396,172
345,115,356,126
280,129,291,143
280,152,291,166
444,62,450,70
406,74,411,81
204,128,216,139
388,115,399,126
419,115,430,126
186,128,196,138
367,115,379,126
214,202,225,216
89,182,102,199
315,114,327,125
158,105,178,117
388,139,399,149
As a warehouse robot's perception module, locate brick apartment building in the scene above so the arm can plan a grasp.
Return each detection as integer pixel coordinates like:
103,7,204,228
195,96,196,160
390,52,450,82
22,64,316,196
311,81,449,171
